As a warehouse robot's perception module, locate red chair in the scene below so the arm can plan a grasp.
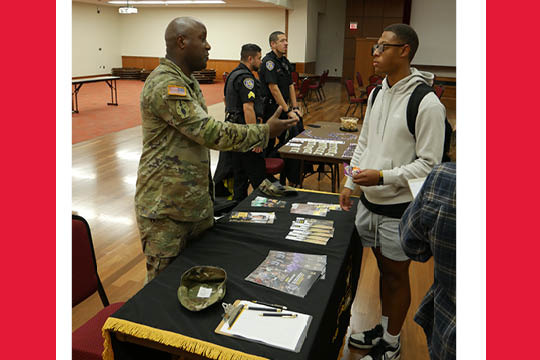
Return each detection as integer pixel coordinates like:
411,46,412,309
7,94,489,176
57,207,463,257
296,77,312,113
72,214,125,360
308,70,329,101
356,72,367,97
434,85,445,99
368,74,383,85
265,158,285,175
366,84,378,97
344,79,367,118
291,71,300,91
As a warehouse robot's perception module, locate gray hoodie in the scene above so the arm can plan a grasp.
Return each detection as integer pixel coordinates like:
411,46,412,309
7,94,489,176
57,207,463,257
345,68,446,205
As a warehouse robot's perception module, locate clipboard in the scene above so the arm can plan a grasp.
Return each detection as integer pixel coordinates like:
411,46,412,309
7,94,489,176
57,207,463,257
215,300,312,353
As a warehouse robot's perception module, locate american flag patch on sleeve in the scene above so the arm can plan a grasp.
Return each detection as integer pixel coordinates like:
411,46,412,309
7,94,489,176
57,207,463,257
167,85,187,96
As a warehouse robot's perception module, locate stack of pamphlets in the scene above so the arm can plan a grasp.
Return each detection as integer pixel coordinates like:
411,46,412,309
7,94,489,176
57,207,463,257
306,202,342,211
251,196,287,208
229,211,276,224
286,217,335,245
290,203,328,217
245,250,327,297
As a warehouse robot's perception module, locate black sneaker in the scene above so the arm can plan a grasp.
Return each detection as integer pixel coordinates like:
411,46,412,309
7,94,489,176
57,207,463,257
348,324,384,349
360,338,401,360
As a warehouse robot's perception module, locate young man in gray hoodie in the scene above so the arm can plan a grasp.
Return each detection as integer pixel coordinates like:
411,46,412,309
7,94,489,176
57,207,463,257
340,24,446,360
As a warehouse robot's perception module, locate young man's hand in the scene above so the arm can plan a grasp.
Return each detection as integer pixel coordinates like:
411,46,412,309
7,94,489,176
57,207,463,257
352,169,380,186
340,187,354,211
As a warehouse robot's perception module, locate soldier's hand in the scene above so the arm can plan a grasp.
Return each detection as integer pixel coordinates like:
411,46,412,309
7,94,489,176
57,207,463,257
267,106,298,138
252,146,263,153
293,108,303,118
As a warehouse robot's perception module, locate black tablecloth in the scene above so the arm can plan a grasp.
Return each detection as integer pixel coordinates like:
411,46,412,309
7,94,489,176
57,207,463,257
108,189,362,360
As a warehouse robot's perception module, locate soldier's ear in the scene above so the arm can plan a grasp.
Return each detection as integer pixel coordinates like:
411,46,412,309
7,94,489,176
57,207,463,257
177,35,186,49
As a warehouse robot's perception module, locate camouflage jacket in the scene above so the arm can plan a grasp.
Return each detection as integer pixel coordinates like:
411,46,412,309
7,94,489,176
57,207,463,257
135,57,270,222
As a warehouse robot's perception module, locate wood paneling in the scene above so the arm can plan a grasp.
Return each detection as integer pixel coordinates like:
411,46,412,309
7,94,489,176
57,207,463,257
383,0,404,17
363,17,384,38
346,0,364,16
122,56,159,70
364,0,384,17
343,38,356,60
294,62,316,74
354,38,378,86
382,17,404,29
205,59,239,80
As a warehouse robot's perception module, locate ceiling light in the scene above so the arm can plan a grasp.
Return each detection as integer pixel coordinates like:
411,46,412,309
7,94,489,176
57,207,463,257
119,7,138,13
118,0,138,13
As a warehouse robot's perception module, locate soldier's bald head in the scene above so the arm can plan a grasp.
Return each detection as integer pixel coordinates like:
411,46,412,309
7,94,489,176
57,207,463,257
165,17,203,53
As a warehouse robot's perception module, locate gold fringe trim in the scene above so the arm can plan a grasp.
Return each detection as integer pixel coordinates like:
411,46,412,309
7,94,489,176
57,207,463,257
102,317,268,360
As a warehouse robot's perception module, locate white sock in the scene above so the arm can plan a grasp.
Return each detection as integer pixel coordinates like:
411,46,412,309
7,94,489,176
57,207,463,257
381,315,389,332
383,329,399,346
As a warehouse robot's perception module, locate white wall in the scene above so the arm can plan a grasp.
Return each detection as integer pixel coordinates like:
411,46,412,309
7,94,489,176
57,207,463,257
119,7,286,60
72,2,122,77
315,0,345,76
410,0,456,67
287,0,308,63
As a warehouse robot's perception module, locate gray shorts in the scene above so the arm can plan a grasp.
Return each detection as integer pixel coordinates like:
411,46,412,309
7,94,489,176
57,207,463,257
355,200,408,262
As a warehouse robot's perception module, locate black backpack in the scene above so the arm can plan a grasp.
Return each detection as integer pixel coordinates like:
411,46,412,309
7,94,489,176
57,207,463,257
371,83,453,162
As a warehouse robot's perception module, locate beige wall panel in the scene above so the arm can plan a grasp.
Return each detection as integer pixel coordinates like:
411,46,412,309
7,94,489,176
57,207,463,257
72,2,122,77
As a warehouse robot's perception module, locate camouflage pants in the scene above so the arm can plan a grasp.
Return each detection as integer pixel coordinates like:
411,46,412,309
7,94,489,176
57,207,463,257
137,215,214,283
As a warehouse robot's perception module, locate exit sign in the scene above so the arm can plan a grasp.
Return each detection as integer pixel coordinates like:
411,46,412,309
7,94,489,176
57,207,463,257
350,22,358,30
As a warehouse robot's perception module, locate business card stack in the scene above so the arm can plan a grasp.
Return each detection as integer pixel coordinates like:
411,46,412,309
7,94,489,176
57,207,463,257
290,203,328,217
229,211,276,224
286,217,335,246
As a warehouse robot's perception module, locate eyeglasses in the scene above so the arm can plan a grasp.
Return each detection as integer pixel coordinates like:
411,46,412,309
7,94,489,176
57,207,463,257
371,43,406,55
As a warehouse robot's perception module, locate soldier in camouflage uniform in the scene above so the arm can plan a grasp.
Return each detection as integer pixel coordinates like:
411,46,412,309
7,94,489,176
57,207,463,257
135,17,297,282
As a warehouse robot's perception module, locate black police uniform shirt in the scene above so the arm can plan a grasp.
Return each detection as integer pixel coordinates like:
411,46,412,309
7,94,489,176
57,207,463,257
259,50,293,103
224,63,263,122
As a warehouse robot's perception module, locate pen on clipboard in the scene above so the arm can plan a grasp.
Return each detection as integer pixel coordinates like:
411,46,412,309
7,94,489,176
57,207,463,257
247,306,282,312
251,300,287,310
227,304,245,329
259,313,297,318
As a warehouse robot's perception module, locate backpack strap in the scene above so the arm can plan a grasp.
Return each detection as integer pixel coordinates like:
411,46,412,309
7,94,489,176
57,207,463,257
370,85,382,108
406,83,435,139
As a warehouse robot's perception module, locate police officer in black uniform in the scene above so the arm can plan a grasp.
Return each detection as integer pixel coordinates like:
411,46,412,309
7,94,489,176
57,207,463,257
224,44,267,201
259,31,303,183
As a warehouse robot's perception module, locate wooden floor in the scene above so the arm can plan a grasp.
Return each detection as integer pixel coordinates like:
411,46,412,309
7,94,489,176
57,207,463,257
72,81,455,359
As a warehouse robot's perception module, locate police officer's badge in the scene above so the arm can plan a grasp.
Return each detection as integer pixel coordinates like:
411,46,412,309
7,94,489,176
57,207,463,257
243,78,254,90
266,60,275,71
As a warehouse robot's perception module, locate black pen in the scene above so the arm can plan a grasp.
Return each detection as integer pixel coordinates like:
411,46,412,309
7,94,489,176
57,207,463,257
251,300,288,310
247,306,282,312
259,313,297,318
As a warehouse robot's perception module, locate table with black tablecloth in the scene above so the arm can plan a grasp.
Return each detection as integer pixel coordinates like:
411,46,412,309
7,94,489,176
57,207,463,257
103,189,362,360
